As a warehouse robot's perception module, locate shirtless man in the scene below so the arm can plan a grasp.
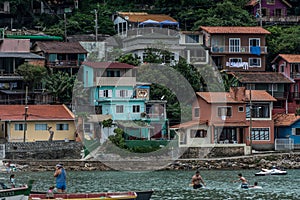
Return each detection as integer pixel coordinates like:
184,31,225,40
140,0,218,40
233,173,248,189
191,171,206,189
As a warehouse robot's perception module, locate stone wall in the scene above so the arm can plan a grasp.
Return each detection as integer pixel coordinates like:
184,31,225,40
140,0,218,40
5,141,83,160
180,147,245,158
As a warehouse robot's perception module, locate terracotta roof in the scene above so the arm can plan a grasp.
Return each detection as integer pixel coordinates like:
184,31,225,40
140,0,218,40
82,62,136,69
213,122,248,127
34,41,88,54
0,104,74,121
273,113,300,126
196,92,244,103
275,54,300,63
199,26,271,34
229,72,294,83
170,120,207,129
197,90,276,103
118,12,177,23
246,0,292,8
245,90,277,102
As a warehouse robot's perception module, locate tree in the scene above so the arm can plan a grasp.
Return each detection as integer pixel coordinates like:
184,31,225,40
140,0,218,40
42,71,76,104
16,63,47,91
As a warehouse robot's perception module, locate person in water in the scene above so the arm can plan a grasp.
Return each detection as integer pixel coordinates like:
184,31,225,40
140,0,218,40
233,173,248,189
54,164,66,193
191,171,206,189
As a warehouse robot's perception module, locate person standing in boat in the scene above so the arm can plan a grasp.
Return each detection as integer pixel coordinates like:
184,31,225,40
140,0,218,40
10,174,15,188
191,170,206,189
54,164,66,193
233,173,248,189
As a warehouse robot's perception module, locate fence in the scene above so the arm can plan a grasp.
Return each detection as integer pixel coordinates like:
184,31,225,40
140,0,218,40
275,138,294,151
0,144,5,159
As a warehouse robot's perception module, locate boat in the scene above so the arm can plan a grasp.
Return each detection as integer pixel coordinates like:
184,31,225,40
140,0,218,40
30,190,153,200
0,180,34,200
255,167,287,176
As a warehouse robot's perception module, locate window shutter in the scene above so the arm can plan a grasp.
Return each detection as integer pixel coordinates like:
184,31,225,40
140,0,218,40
99,90,104,97
108,90,112,97
116,90,120,97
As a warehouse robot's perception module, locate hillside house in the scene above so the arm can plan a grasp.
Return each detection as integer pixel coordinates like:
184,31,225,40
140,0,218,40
272,54,300,113
199,26,270,72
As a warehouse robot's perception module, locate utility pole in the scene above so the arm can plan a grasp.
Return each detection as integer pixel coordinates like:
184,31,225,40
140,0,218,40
259,0,262,27
94,9,98,41
23,86,28,142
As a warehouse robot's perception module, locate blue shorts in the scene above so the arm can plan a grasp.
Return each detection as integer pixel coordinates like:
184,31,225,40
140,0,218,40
56,182,66,190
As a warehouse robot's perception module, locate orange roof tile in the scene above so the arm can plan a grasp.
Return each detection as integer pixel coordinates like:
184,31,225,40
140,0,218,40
278,54,300,63
0,105,74,121
273,113,300,126
118,12,177,23
245,90,277,102
200,26,270,34
196,92,244,103
170,120,207,129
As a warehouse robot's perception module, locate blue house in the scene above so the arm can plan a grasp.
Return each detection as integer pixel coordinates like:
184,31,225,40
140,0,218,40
81,61,168,141
273,113,300,146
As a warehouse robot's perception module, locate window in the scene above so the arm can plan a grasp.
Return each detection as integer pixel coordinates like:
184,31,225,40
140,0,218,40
249,58,261,67
251,128,270,140
116,105,124,113
194,107,200,118
238,106,244,112
249,38,260,47
292,128,300,136
116,90,133,98
99,89,112,98
84,124,91,132
218,107,232,117
107,70,120,77
229,58,242,67
15,124,25,131
268,84,278,92
229,38,240,52
133,105,140,113
185,35,199,43
246,104,270,118
190,129,207,138
56,124,69,131
35,124,47,131
246,84,255,90
266,0,275,4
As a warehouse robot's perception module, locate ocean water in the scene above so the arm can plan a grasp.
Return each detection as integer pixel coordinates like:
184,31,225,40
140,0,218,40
1,169,299,199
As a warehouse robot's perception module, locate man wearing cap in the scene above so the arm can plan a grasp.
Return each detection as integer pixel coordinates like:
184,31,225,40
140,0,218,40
54,164,67,193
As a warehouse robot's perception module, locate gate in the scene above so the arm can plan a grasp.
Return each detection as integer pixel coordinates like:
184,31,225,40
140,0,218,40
275,138,294,151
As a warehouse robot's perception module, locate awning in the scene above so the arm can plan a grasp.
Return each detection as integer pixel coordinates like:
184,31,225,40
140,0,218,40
116,120,154,129
138,19,160,26
87,114,112,123
213,122,248,127
159,20,179,26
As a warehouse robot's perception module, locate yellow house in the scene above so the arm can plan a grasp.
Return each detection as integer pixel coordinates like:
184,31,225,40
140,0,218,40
0,104,76,142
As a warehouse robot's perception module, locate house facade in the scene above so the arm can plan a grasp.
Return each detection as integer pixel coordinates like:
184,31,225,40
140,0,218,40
273,113,300,148
80,61,168,142
246,0,293,23
173,87,276,151
229,71,293,114
0,104,76,142
272,54,300,113
200,26,270,72
0,38,50,104
31,41,87,75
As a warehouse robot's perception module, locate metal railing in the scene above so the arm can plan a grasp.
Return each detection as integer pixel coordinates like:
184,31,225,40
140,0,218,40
0,144,5,159
210,46,268,54
275,138,294,151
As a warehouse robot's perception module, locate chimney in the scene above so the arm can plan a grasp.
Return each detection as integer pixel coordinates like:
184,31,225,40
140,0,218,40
229,87,246,101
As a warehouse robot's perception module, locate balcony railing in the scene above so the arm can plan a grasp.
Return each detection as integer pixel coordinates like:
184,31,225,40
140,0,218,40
289,92,300,99
47,60,79,67
267,91,288,99
96,77,136,86
261,16,300,23
211,46,267,54
290,72,300,79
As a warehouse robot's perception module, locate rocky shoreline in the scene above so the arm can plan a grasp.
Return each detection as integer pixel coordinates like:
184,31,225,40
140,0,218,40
6,152,300,172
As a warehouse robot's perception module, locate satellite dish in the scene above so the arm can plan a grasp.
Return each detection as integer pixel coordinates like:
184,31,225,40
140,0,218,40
125,16,129,20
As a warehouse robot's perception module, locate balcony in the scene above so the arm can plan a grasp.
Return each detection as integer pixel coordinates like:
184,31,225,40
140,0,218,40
96,77,136,86
289,92,300,100
210,46,268,54
261,16,300,24
267,91,288,99
47,60,79,68
290,73,300,80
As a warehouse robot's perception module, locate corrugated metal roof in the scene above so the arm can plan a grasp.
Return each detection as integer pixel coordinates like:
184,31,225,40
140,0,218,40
118,12,177,23
34,41,88,54
0,52,44,59
82,61,136,69
229,72,294,83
